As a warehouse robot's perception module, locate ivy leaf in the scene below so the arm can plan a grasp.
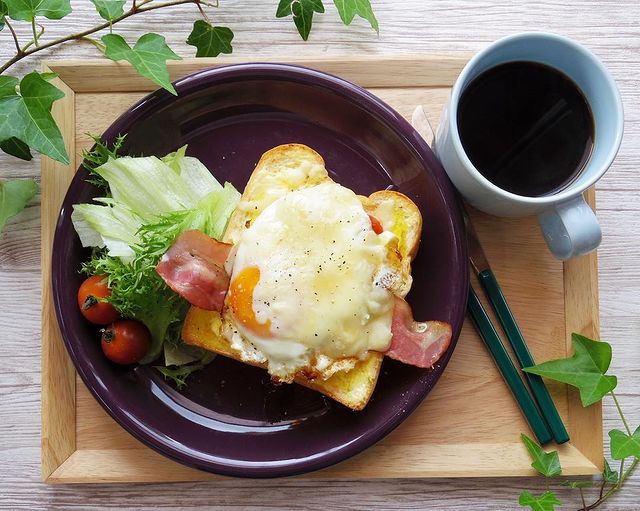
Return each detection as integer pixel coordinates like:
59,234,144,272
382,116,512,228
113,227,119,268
0,75,18,97
186,20,233,57
609,426,640,460
90,0,124,21
38,72,58,81
333,0,378,32
0,71,69,164
0,179,38,234
523,333,617,406
603,458,619,483
518,491,562,511
0,1,8,31
5,0,71,21
276,0,325,41
0,137,32,160
521,433,562,477
102,33,181,95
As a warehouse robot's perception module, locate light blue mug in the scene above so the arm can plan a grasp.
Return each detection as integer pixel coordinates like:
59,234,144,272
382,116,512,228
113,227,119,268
434,32,623,260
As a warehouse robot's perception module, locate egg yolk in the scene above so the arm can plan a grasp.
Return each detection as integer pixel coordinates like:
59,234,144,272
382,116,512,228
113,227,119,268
228,266,272,337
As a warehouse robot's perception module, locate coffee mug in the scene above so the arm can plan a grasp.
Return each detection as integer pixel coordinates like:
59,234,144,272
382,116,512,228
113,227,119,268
434,32,623,260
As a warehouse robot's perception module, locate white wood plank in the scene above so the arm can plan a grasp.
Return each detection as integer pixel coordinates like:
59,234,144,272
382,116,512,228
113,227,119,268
0,0,639,509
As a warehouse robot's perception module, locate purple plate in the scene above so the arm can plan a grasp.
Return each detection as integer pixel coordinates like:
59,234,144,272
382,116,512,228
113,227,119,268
52,64,468,478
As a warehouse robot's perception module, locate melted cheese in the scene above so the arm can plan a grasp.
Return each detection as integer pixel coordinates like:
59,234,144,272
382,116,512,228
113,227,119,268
227,182,397,381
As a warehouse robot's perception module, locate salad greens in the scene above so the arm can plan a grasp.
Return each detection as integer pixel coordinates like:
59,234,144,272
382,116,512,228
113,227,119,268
155,361,209,390
72,144,235,259
77,139,239,376
82,133,126,189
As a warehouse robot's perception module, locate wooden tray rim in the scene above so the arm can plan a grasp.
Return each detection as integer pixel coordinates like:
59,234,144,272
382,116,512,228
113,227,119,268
40,55,602,484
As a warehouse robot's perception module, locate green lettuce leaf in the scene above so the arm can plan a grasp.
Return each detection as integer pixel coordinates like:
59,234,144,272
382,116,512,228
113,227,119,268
155,361,208,389
72,148,236,259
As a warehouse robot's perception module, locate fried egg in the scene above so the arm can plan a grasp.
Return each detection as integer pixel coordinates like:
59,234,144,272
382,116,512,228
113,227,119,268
224,181,402,382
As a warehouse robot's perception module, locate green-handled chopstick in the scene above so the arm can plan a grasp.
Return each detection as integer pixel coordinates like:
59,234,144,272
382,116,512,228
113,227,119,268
463,207,570,444
477,269,570,444
467,287,553,445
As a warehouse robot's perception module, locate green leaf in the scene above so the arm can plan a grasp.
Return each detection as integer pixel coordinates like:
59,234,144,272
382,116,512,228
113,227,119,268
102,33,181,95
333,0,378,32
521,433,562,477
90,0,124,21
0,75,18,98
523,333,617,406
81,133,126,188
5,0,71,21
1,137,32,160
276,0,325,41
562,480,593,489
38,72,58,81
603,458,619,483
0,179,38,233
186,20,233,57
518,491,561,511
0,1,8,31
609,426,640,460
0,71,69,164
155,362,204,389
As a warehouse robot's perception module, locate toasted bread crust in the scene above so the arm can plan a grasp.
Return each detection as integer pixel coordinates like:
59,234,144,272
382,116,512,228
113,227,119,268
223,144,330,244
182,306,384,411
182,144,422,411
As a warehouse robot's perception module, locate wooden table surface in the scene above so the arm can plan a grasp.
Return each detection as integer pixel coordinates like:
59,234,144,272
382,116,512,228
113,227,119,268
1,1,638,509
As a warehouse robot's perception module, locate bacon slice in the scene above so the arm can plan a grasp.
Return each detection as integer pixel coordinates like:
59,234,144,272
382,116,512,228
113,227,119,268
156,230,232,311
386,296,452,368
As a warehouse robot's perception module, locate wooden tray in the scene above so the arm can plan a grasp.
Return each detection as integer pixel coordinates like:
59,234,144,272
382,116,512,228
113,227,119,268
40,55,602,483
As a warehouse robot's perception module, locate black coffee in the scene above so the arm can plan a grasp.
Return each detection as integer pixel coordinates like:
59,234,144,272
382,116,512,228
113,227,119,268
457,61,594,197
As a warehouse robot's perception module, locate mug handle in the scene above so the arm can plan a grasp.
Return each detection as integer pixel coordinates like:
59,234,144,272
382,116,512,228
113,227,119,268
537,195,602,260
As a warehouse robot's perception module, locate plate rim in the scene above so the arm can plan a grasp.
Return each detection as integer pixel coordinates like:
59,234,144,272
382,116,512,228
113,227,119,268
52,62,469,478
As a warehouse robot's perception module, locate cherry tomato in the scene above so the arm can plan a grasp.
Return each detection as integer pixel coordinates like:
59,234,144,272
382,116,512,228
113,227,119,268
101,320,151,365
368,214,384,234
77,275,120,325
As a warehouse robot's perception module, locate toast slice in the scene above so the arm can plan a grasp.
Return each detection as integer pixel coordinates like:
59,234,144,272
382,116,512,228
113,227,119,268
182,144,423,410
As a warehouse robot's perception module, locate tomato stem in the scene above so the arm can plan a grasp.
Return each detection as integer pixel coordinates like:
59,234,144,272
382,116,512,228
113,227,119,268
102,327,115,343
82,294,98,311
